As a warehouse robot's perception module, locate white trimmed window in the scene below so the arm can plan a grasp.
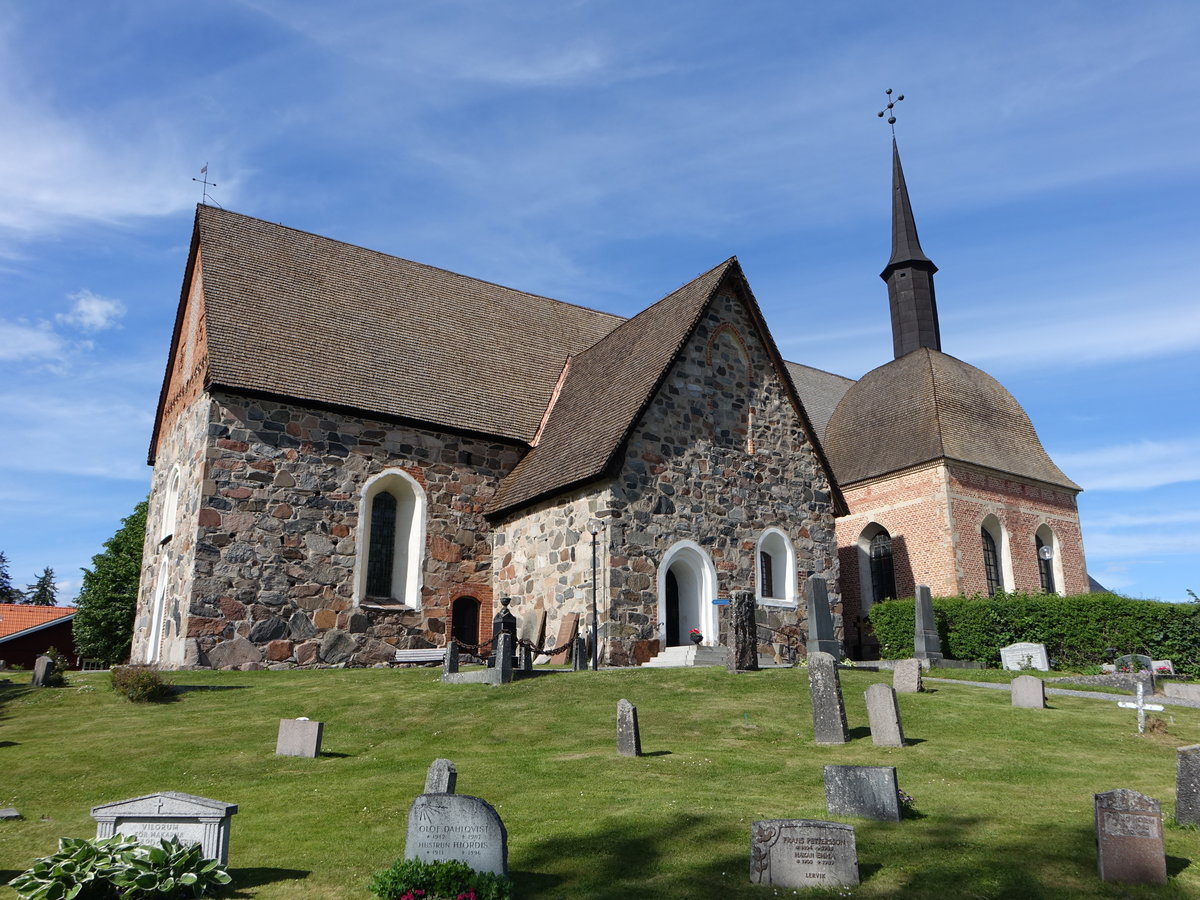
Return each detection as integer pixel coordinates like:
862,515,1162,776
756,528,797,607
981,514,1014,596
354,469,426,608
1035,524,1063,595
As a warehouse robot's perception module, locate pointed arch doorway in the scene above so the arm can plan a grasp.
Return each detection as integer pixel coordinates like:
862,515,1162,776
658,541,718,647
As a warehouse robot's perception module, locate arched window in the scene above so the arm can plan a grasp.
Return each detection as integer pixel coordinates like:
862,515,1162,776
869,531,897,606
856,524,896,612
756,528,797,606
354,469,426,608
159,467,181,544
450,596,481,646
980,514,1012,597
1035,524,1062,595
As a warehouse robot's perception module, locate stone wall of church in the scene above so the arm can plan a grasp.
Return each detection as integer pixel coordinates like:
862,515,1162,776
491,484,616,657
946,462,1088,597
609,290,840,663
131,393,210,667
150,390,522,668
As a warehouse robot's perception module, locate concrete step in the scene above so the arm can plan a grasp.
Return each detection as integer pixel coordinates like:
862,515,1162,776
641,643,730,668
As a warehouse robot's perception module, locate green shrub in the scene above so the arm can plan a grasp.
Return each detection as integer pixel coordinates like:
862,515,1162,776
368,857,513,900
868,592,1200,677
43,647,70,687
110,665,172,702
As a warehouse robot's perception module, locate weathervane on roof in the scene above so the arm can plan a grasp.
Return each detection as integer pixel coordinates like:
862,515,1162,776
193,164,218,206
877,88,904,137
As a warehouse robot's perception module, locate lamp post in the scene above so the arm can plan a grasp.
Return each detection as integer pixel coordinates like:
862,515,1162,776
587,519,603,671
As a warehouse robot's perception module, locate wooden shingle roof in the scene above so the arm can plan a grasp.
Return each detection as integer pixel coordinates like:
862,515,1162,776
822,348,1080,490
173,206,622,447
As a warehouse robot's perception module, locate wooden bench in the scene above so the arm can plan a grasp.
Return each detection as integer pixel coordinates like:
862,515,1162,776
393,648,448,665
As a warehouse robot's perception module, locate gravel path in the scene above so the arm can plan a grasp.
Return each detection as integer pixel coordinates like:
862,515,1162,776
924,677,1200,709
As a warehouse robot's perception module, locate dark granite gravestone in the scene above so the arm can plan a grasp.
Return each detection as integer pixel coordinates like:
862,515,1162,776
616,699,642,757
750,819,858,889
31,654,54,687
806,576,841,658
913,585,943,664
727,590,759,672
1011,675,1046,709
494,632,513,681
1177,745,1200,827
443,641,460,675
276,718,323,757
865,683,905,748
519,643,533,672
572,636,588,672
1114,654,1153,673
807,652,848,744
92,792,238,865
892,658,922,694
1094,789,1166,885
824,765,901,822
405,793,508,876
425,758,457,794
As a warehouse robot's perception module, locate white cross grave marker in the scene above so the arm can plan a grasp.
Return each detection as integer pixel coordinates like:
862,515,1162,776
1118,682,1163,734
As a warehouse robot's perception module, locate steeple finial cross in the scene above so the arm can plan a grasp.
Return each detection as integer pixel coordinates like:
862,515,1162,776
877,88,905,137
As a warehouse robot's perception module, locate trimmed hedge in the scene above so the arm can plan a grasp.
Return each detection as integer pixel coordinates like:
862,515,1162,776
868,592,1200,676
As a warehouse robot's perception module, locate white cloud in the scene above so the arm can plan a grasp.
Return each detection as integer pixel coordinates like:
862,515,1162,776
1054,440,1200,491
57,290,126,332
0,319,67,362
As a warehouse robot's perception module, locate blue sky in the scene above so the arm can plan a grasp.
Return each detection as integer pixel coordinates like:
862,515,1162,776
0,1,1197,604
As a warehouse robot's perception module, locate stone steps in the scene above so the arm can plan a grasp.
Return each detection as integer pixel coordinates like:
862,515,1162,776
641,644,731,668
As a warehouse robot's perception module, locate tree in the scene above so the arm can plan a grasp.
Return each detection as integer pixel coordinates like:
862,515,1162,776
0,551,24,603
73,501,147,665
24,567,57,606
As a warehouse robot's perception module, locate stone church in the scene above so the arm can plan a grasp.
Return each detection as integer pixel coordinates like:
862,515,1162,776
131,142,1088,668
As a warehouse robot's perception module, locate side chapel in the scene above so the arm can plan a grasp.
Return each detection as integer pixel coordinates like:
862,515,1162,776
131,141,1089,668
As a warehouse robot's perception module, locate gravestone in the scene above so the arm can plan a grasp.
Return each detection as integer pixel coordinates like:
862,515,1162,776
1118,682,1163,734
1176,744,1200,827
0,808,21,820
519,643,533,672
31,654,54,687
1094,789,1166,885
572,636,588,672
547,612,580,664
443,641,460,675
616,699,642,757
913,585,943,664
494,633,514,682
892,658,922,694
1000,642,1050,671
1152,659,1174,675
865,683,905,748
728,590,759,672
405,793,508,876
276,717,323,757
1114,654,1153,673
806,576,841,658
518,607,546,648
92,792,237,865
823,765,900,822
425,758,457,794
1010,675,1046,709
807,652,848,744
750,819,858,889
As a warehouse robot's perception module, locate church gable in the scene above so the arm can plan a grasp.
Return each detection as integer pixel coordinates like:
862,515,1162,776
150,249,211,462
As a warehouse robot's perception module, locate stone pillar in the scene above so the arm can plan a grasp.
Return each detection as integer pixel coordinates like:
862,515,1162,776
806,577,841,658
808,652,849,745
443,641,460,675
728,590,759,672
494,633,514,684
1177,744,1200,827
616,699,641,757
913,585,943,664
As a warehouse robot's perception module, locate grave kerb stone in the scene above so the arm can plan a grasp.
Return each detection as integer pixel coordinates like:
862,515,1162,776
616,699,642,757
276,718,323,757
750,819,858,888
823,765,900,822
92,792,237,865
1000,642,1050,672
864,683,905,748
405,793,507,876
1010,675,1046,709
1094,789,1166,885
808,652,848,745
424,758,458,794
806,576,841,658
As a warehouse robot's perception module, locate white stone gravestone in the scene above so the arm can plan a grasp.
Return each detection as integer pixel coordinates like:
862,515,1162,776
276,717,323,757
92,792,237,865
1000,642,1050,671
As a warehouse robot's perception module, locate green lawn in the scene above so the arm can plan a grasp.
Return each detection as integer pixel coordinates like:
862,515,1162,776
1,665,1197,899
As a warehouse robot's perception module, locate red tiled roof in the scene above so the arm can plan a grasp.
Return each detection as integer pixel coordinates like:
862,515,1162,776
0,604,76,639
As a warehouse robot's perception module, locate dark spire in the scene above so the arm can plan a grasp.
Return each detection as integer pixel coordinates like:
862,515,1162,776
880,137,941,358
